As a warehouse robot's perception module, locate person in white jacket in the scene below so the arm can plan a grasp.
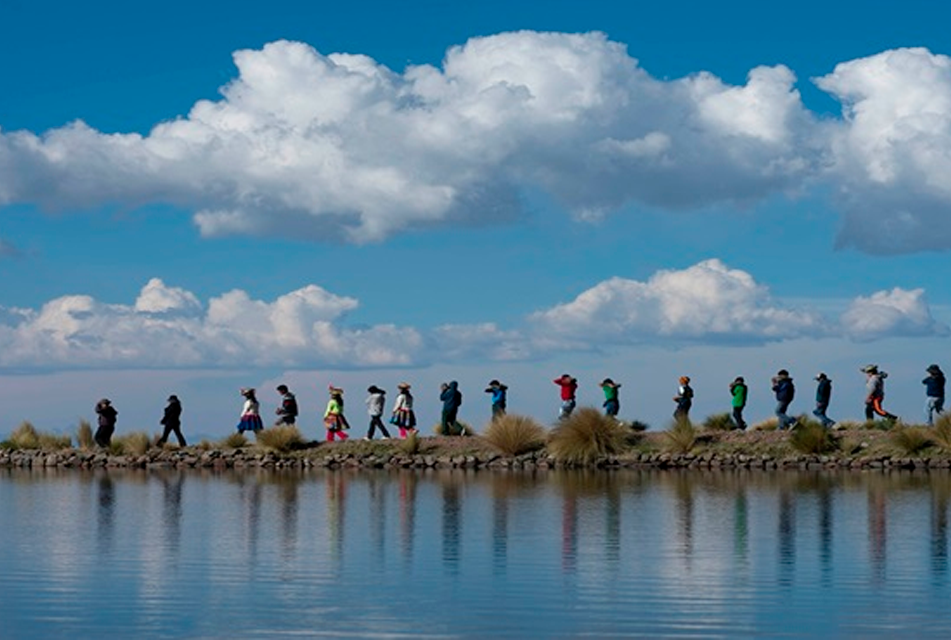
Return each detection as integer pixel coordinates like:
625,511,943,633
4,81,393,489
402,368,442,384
365,385,391,440
236,388,263,433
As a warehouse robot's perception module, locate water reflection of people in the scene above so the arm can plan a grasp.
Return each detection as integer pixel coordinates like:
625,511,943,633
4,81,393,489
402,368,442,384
326,471,347,563
674,473,694,566
442,474,462,574
868,479,887,582
931,479,949,579
159,471,184,557
97,473,115,554
398,471,417,564
777,483,796,585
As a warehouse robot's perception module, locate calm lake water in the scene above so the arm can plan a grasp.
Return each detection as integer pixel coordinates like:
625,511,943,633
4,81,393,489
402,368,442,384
1,467,950,638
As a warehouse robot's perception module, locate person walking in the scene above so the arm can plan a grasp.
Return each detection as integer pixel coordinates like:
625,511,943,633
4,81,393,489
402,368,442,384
392,383,417,439
600,378,621,418
923,364,946,426
440,381,464,435
554,374,578,420
365,385,391,440
236,388,264,433
485,380,508,419
729,376,748,430
94,398,118,448
324,386,350,442
673,376,693,422
274,384,299,426
862,365,898,422
157,394,186,446
812,373,835,428
771,369,797,430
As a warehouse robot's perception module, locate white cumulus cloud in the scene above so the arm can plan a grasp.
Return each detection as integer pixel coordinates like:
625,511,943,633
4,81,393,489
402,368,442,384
840,287,949,341
0,279,422,368
0,32,817,243
531,259,827,347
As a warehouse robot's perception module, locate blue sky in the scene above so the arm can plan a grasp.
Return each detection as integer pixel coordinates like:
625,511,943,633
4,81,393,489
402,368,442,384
2,0,951,436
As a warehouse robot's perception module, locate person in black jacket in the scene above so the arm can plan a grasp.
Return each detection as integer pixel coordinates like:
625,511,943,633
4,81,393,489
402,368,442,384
275,384,299,426
158,395,186,446
924,364,946,426
94,398,118,447
440,381,464,435
812,373,835,428
771,370,796,430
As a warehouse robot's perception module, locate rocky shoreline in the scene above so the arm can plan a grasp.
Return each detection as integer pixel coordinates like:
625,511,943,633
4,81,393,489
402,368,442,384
3,440,951,472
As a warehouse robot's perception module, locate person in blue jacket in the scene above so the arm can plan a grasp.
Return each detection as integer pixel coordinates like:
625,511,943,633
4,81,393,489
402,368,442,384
923,364,946,426
812,373,835,428
485,380,507,419
771,369,796,430
440,381,464,435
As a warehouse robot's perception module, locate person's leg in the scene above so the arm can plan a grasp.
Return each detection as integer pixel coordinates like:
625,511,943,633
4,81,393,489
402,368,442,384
865,402,875,421
172,424,186,446
927,397,939,426
733,406,745,430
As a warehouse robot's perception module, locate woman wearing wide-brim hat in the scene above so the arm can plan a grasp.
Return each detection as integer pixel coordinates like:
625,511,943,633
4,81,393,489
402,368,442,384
391,383,417,439
236,388,263,433
324,386,350,442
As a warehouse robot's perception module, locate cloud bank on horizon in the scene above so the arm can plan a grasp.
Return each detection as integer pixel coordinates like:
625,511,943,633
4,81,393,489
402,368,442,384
1,32,951,253
0,260,943,370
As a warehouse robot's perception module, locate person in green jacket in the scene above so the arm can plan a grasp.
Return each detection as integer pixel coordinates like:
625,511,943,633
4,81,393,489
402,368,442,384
729,376,748,430
600,378,621,417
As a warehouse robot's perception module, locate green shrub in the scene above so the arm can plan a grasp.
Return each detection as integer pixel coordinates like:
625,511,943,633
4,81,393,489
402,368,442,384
890,426,933,455
703,412,736,431
255,425,305,452
482,414,545,457
789,419,838,454
664,419,697,455
547,407,629,464
76,420,95,449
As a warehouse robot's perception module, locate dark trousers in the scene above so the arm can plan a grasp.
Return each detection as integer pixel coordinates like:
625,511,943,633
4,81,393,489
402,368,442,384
94,425,114,447
442,408,460,435
732,406,746,430
604,399,619,417
367,415,391,439
158,421,187,446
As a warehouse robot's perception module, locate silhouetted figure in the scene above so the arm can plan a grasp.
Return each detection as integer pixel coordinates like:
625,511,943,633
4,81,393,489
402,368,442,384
772,369,796,430
924,364,946,426
813,373,835,428
94,398,117,447
158,394,186,446
440,381,463,435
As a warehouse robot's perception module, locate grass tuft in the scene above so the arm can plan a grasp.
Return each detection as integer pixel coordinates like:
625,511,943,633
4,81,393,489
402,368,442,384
482,414,545,457
432,420,474,436
76,420,95,449
547,407,629,464
752,417,778,431
933,414,951,452
220,432,249,449
399,431,420,455
255,425,305,453
890,426,933,455
789,419,838,454
703,412,736,431
6,421,72,450
627,420,650,432
110,431,151,456
664,419,697,455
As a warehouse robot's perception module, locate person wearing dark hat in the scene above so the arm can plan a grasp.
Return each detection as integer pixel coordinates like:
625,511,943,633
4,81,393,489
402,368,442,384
158,394,186,446
365,385,390,440
94,398,118,448
600,378,621,417
812,373,835,428
729,376,748,430
771,369,796,430
554,374,578,420
862,364,898,422
274,384,298,426
923,364,945,426
485,380,508,419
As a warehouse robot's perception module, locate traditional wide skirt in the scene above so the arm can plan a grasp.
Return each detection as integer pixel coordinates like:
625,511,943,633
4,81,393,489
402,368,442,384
237,414,264,432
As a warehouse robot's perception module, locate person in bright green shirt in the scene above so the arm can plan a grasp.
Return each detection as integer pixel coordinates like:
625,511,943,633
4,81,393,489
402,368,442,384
729,376,748,430
600,378,621,417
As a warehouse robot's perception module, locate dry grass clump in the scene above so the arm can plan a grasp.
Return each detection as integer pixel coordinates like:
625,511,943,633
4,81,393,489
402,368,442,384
255,425,305,453
789,419,838,454
890,426,933,455
432,420,474,436
482,414,546,457
548,407,629,464
109,431,151,456
833,420,864,431
4,422,72,450
76,420,95,449
933,414,951,452
752,417,779,431
627,420,650,432
703,413,736,431
220,432,249,449
664,419,697,455
399,431,420,455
